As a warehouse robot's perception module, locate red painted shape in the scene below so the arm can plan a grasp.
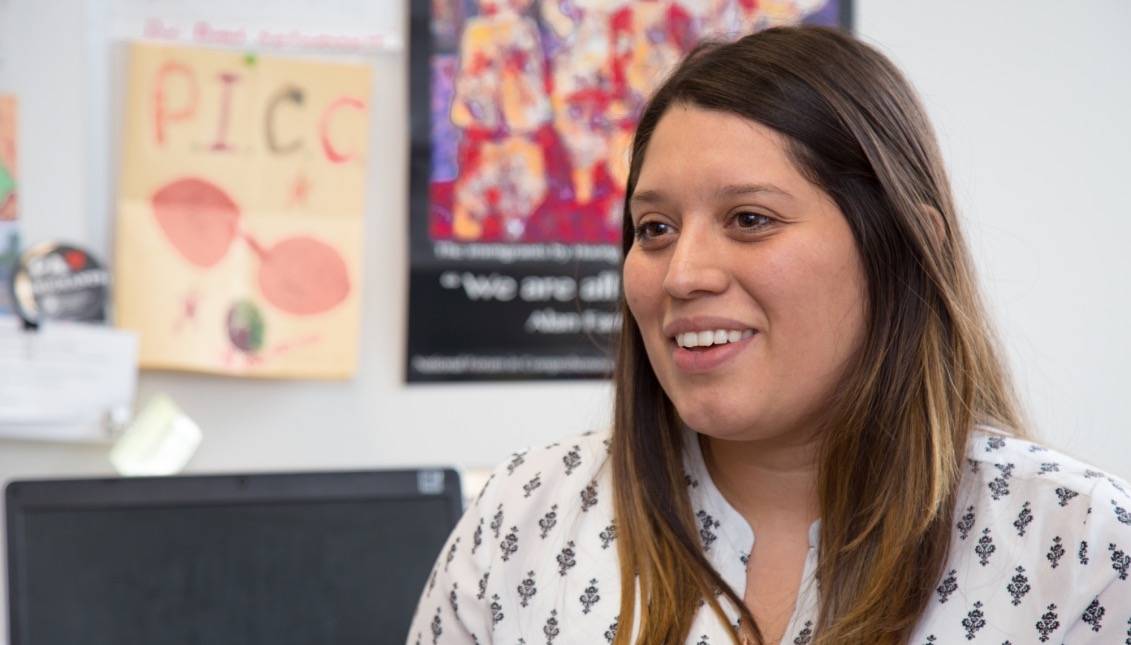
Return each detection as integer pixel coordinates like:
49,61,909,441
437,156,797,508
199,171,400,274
151,177,241,268
210,72,242,151
319,96,365,163
256,236,350,315
154,63,198,145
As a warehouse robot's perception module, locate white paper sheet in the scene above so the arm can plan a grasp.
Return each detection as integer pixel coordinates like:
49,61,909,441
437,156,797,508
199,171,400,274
0,315,138,442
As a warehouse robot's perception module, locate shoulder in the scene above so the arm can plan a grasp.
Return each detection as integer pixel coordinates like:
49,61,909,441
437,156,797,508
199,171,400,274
960,430,1131,548
922,430,1131,641
963,430,1131,526
922,427,1126,633
406,431,619,644
469,429,613,512
462,429,617,571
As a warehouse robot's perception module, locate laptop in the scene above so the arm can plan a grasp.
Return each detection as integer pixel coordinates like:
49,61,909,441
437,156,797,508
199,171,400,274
5,468,462,645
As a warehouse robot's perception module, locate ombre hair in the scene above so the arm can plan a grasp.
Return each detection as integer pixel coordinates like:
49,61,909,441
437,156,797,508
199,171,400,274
610,26,1023,644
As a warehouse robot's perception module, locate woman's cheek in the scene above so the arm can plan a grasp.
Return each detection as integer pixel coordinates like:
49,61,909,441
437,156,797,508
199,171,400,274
622,275,652,323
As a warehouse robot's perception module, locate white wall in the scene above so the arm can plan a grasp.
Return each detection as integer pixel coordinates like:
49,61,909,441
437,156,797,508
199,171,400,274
1,1,1129,636
856,1,1131,472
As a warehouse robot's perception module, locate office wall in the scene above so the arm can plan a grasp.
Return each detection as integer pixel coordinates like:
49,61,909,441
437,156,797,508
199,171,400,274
5,0,1131,479
1,1,1129,638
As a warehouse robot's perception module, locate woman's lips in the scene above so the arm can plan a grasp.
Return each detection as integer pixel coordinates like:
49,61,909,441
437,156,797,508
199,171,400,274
671,332,756,373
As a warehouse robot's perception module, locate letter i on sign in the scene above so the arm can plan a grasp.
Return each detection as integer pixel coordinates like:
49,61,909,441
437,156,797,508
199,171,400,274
210,73,242,151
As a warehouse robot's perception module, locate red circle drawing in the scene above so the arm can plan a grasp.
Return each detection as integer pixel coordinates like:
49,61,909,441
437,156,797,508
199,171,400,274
152,177,241,268
256,236,350,315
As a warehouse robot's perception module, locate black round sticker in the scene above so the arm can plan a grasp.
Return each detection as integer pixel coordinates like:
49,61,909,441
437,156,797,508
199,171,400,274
10,242,110,326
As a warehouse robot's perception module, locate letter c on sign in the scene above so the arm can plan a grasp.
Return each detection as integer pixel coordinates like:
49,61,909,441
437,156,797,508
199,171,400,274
319,97,366,164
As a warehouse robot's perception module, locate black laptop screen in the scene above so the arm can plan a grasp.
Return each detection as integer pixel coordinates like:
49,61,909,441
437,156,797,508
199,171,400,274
5,469,461,645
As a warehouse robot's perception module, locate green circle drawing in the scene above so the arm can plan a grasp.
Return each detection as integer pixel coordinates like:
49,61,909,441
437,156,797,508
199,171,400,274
226,299,266,353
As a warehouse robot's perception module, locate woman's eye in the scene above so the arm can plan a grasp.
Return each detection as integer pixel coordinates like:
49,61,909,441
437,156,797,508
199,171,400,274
733,212,773,229
634,221,671,241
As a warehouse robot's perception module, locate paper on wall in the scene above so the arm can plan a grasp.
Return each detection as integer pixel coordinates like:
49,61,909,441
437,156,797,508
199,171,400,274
0,316,138,442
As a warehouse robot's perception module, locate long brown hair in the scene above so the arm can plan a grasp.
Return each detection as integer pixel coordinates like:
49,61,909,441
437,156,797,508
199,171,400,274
610,26,1024,644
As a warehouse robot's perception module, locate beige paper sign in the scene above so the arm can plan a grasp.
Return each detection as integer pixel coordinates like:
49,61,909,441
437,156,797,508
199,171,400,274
115,43,370,378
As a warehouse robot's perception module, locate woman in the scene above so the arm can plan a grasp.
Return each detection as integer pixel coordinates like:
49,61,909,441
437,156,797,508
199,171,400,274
407,26,1131,644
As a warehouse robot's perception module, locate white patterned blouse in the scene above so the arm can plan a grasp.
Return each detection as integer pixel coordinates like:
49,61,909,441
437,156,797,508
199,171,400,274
406,429,1131,644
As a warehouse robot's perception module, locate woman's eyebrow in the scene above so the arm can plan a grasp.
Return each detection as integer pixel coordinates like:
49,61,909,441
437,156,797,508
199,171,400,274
715,182,794,200
630,183,795,207
629,189,668,206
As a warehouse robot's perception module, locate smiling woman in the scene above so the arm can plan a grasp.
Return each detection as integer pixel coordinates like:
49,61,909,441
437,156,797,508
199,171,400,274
624,107,869,447
406,26,1131,645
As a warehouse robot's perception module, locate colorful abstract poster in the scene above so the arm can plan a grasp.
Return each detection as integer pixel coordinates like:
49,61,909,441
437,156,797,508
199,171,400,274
0,94,17,315
406,0,851,381
115,43,371,378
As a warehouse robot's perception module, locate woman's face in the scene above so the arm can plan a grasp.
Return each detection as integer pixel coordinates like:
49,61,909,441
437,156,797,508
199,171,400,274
623,105,868,444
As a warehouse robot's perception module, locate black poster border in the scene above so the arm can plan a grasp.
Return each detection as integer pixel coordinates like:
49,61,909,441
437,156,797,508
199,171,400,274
405,0,852,383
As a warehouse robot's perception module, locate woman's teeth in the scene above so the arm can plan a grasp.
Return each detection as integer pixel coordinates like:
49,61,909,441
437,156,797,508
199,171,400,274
675,329,754,348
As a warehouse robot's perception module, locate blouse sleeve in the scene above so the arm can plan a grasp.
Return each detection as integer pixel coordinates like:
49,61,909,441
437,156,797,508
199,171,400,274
1059,475,1131,641
404,463,511,645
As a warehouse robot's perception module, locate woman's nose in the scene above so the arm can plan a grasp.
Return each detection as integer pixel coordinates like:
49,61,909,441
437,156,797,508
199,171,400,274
662,230,728,299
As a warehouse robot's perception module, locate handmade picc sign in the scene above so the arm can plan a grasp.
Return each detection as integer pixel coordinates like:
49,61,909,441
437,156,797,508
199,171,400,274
114,43,371,378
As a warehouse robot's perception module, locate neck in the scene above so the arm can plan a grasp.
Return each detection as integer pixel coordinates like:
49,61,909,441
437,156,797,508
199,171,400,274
699,432,821,533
